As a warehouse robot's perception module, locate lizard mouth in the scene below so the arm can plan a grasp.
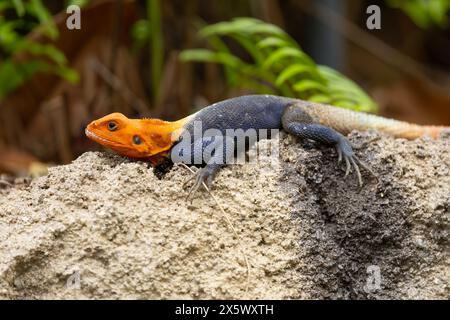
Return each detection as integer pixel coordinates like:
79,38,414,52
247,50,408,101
85,127,145,157
85,128,128,150
85,128,116,145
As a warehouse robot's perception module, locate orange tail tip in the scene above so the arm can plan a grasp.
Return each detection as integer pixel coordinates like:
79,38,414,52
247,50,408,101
425,126,449,139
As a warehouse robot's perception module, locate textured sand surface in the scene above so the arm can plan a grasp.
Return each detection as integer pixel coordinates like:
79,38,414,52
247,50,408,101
0,131,448,299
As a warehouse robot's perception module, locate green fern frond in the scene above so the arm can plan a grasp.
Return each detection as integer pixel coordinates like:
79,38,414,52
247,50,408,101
181,18,377,113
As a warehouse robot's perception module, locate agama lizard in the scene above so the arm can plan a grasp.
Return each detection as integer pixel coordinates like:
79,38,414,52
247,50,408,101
85,95,447,197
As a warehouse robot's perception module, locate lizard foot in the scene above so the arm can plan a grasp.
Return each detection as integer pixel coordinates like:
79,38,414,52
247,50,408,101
0,180,12,188
335,138,377,187
183,166,216,201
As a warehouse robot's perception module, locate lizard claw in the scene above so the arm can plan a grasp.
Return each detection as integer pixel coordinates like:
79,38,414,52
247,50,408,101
350,157,362,186
336,146,343,164
337,137,377,187
353,156,378,180
186,180,202,202
344,156,351,177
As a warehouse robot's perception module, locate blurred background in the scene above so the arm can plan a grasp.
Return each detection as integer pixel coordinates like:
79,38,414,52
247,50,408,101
0,0,449,181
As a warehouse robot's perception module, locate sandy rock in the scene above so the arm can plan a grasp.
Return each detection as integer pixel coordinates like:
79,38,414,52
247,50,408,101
0,132,448,299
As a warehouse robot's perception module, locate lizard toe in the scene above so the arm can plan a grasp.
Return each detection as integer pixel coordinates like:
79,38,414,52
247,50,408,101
344,156,351,177
335,146,343,164
185,167,216,201
336,137,377,186
353,156,378,181
350,157,362,186
182,166,199,189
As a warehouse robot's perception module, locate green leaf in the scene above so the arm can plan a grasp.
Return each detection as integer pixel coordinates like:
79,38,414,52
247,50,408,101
180,18,378,112
387,0,450,28
132,19,150,48
19,41,67,66
263,47,314,69
200,17,286,38
318,65,377,112
65,0,90,7
180,49,243,69
0,3,14,11
0,60,51,100
207,34,239,85
235,76,277,95
0,61,25,99
53,65,79,83
229,33,263,64
12,0,25,16
276,65,322,86
26,0,59,39
257,37,290,49
199,20,248,37
293,80,327,93
230,17,286,36
0,0,80,101
309,94,331,103
332,100,359,110
0,21,22,51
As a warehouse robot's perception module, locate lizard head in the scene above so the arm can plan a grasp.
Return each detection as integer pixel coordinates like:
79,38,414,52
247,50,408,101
85,112,177,159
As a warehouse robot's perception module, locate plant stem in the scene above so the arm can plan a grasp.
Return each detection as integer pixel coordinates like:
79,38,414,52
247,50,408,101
148,0,163,103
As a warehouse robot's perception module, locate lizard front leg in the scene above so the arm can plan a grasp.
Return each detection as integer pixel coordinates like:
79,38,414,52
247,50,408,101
282,103,374,186
172,135,235,199
184,163,222,200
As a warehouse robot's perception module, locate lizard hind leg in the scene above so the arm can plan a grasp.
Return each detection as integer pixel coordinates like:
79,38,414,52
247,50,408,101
282,117,376,186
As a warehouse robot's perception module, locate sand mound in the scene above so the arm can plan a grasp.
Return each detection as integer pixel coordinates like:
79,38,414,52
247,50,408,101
0,131,448,299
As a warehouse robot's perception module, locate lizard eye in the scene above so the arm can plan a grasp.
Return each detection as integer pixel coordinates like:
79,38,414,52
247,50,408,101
133,135,142,145
107,121,118,131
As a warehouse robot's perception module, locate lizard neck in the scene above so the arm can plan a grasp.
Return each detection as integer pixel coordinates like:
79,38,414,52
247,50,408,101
137,114,194,157
140,115,191,145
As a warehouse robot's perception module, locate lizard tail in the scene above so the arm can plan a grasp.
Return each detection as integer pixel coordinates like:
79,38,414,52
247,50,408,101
306,102,449,140
360,120,448,139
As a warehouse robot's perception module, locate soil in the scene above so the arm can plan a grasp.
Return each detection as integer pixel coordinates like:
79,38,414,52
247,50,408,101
0,131,448,299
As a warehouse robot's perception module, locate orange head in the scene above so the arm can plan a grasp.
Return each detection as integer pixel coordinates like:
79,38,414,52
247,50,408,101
85,112,182,159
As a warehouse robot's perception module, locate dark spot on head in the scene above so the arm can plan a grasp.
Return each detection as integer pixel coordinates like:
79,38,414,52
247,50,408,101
133,135,142,145
149,133,168,148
